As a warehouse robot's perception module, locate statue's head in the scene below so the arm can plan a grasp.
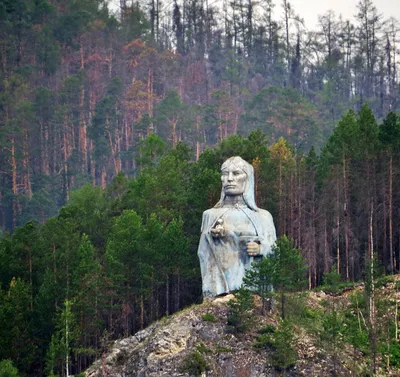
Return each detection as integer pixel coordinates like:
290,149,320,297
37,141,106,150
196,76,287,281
215,156,258,211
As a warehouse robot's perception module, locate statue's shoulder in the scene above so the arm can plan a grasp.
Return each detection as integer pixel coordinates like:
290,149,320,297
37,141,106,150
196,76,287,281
202,208,220,219
257,208,274,222
201,208,221,232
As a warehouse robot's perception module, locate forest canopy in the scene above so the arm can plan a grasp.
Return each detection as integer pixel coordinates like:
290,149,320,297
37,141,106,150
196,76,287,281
0,0,399,231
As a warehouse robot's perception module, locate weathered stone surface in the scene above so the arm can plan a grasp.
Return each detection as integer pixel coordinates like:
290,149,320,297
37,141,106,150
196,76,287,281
85,293,367,377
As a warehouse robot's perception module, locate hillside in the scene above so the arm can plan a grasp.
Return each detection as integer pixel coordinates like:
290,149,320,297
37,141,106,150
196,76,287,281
2,130,400,376
1,0,400,231
85,276,400,377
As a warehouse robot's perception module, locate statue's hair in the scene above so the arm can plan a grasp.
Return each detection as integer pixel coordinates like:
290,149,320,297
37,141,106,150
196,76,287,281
214,156,258,211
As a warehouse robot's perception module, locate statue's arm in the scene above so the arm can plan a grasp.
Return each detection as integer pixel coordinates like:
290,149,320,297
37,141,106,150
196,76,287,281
200,210,213,233
259,210,277,256
200,212,207,233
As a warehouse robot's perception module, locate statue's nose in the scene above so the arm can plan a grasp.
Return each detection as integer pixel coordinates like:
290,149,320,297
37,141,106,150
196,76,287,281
227,172,234,181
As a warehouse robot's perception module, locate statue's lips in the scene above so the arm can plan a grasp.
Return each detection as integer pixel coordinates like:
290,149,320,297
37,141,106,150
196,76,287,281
225,185,236,189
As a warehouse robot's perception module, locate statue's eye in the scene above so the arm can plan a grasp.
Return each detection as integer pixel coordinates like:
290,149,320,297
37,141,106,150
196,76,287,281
233,171,241,175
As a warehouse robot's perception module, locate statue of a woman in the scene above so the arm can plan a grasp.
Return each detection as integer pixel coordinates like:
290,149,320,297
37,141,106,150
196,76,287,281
197,156,276,297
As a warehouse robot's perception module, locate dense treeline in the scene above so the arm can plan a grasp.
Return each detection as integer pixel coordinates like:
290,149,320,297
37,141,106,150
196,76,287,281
0,0,399,231
1,106,400,376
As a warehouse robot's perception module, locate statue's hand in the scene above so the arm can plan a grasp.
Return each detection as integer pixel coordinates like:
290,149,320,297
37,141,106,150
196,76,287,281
246,241,260,256
211,226,226,238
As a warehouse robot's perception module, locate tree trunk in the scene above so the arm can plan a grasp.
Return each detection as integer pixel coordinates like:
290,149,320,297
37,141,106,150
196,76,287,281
369,201,377,375
79,86,87,173
389,155,394,273
324,217,329,274
169,118,178,147
196,115,200,160
40,118,50,175
336,179,340,275
106,117,120,176
23,130,32,198
100,166,107,188
147,68,154,134
11,136,18,229
166,275,170,316
140,295,144,330
63,130,69,202
175,272,180,312
343,155,350,280
278,162,283,235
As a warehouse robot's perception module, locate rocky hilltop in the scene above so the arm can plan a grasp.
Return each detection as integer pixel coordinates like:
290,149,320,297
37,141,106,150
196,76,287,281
84,282,400,377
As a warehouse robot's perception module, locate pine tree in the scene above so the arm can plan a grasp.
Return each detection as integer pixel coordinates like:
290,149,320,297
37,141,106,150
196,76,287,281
269,235,307,319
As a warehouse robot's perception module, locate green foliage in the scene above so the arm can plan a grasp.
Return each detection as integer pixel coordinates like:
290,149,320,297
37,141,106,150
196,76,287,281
105,210,150,298
253,333,275,350
154,90,191,143
196,343,212,354
270,321,298,371
254,320,297,371
215,346,232,353
375,275,394,289
322,110,358,163
0,360,19,377
270,236,307,292
35,25,61,74
388,341,400,367
179,350,209,376
227,288,254,334
202,313,216,322
136,134,166,169
322,265,341,294
258,324,276,334
244,236,307,319
0,278,34,373
120,3,150,41
67,184,110,245
321,310,344,345
243,255,274,314
45,300,80,377
343,292,370,355
89,77,123,163
242,86,323,150
379,112,400,153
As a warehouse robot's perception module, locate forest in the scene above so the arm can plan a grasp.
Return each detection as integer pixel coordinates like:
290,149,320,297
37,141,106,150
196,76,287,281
0,0,400,376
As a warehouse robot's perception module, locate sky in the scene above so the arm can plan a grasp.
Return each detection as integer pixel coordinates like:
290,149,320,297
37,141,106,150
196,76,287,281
108,0,400,30
282,0,400,29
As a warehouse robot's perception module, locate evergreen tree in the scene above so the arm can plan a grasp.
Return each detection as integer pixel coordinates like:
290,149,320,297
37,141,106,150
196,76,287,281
269,235,307,319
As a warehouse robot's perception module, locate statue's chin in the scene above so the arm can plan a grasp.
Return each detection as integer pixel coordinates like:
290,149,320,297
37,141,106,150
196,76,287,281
224,189,243,195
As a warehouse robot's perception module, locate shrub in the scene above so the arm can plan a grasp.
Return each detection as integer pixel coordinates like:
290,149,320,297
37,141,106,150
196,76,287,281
322,264,341,294
0,360,19,377
258,324,276,334
253,333,275,350
202,313,217,322
215,345,232,353
196,342,212,354
388,341,400,367
180,351,209,376
227,288,254,334
254,320,297,371
270,320,298,371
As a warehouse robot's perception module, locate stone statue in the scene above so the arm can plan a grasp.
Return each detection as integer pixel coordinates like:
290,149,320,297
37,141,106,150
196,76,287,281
198,156,276,297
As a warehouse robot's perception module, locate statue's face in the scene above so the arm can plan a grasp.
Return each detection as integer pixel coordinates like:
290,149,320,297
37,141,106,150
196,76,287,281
221,164,247,196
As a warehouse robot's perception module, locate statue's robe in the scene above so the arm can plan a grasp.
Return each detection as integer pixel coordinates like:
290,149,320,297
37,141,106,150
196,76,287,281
198,205,276,297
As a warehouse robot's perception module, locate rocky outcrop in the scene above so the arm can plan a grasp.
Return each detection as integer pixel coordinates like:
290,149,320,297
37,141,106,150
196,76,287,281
85,294,365,377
